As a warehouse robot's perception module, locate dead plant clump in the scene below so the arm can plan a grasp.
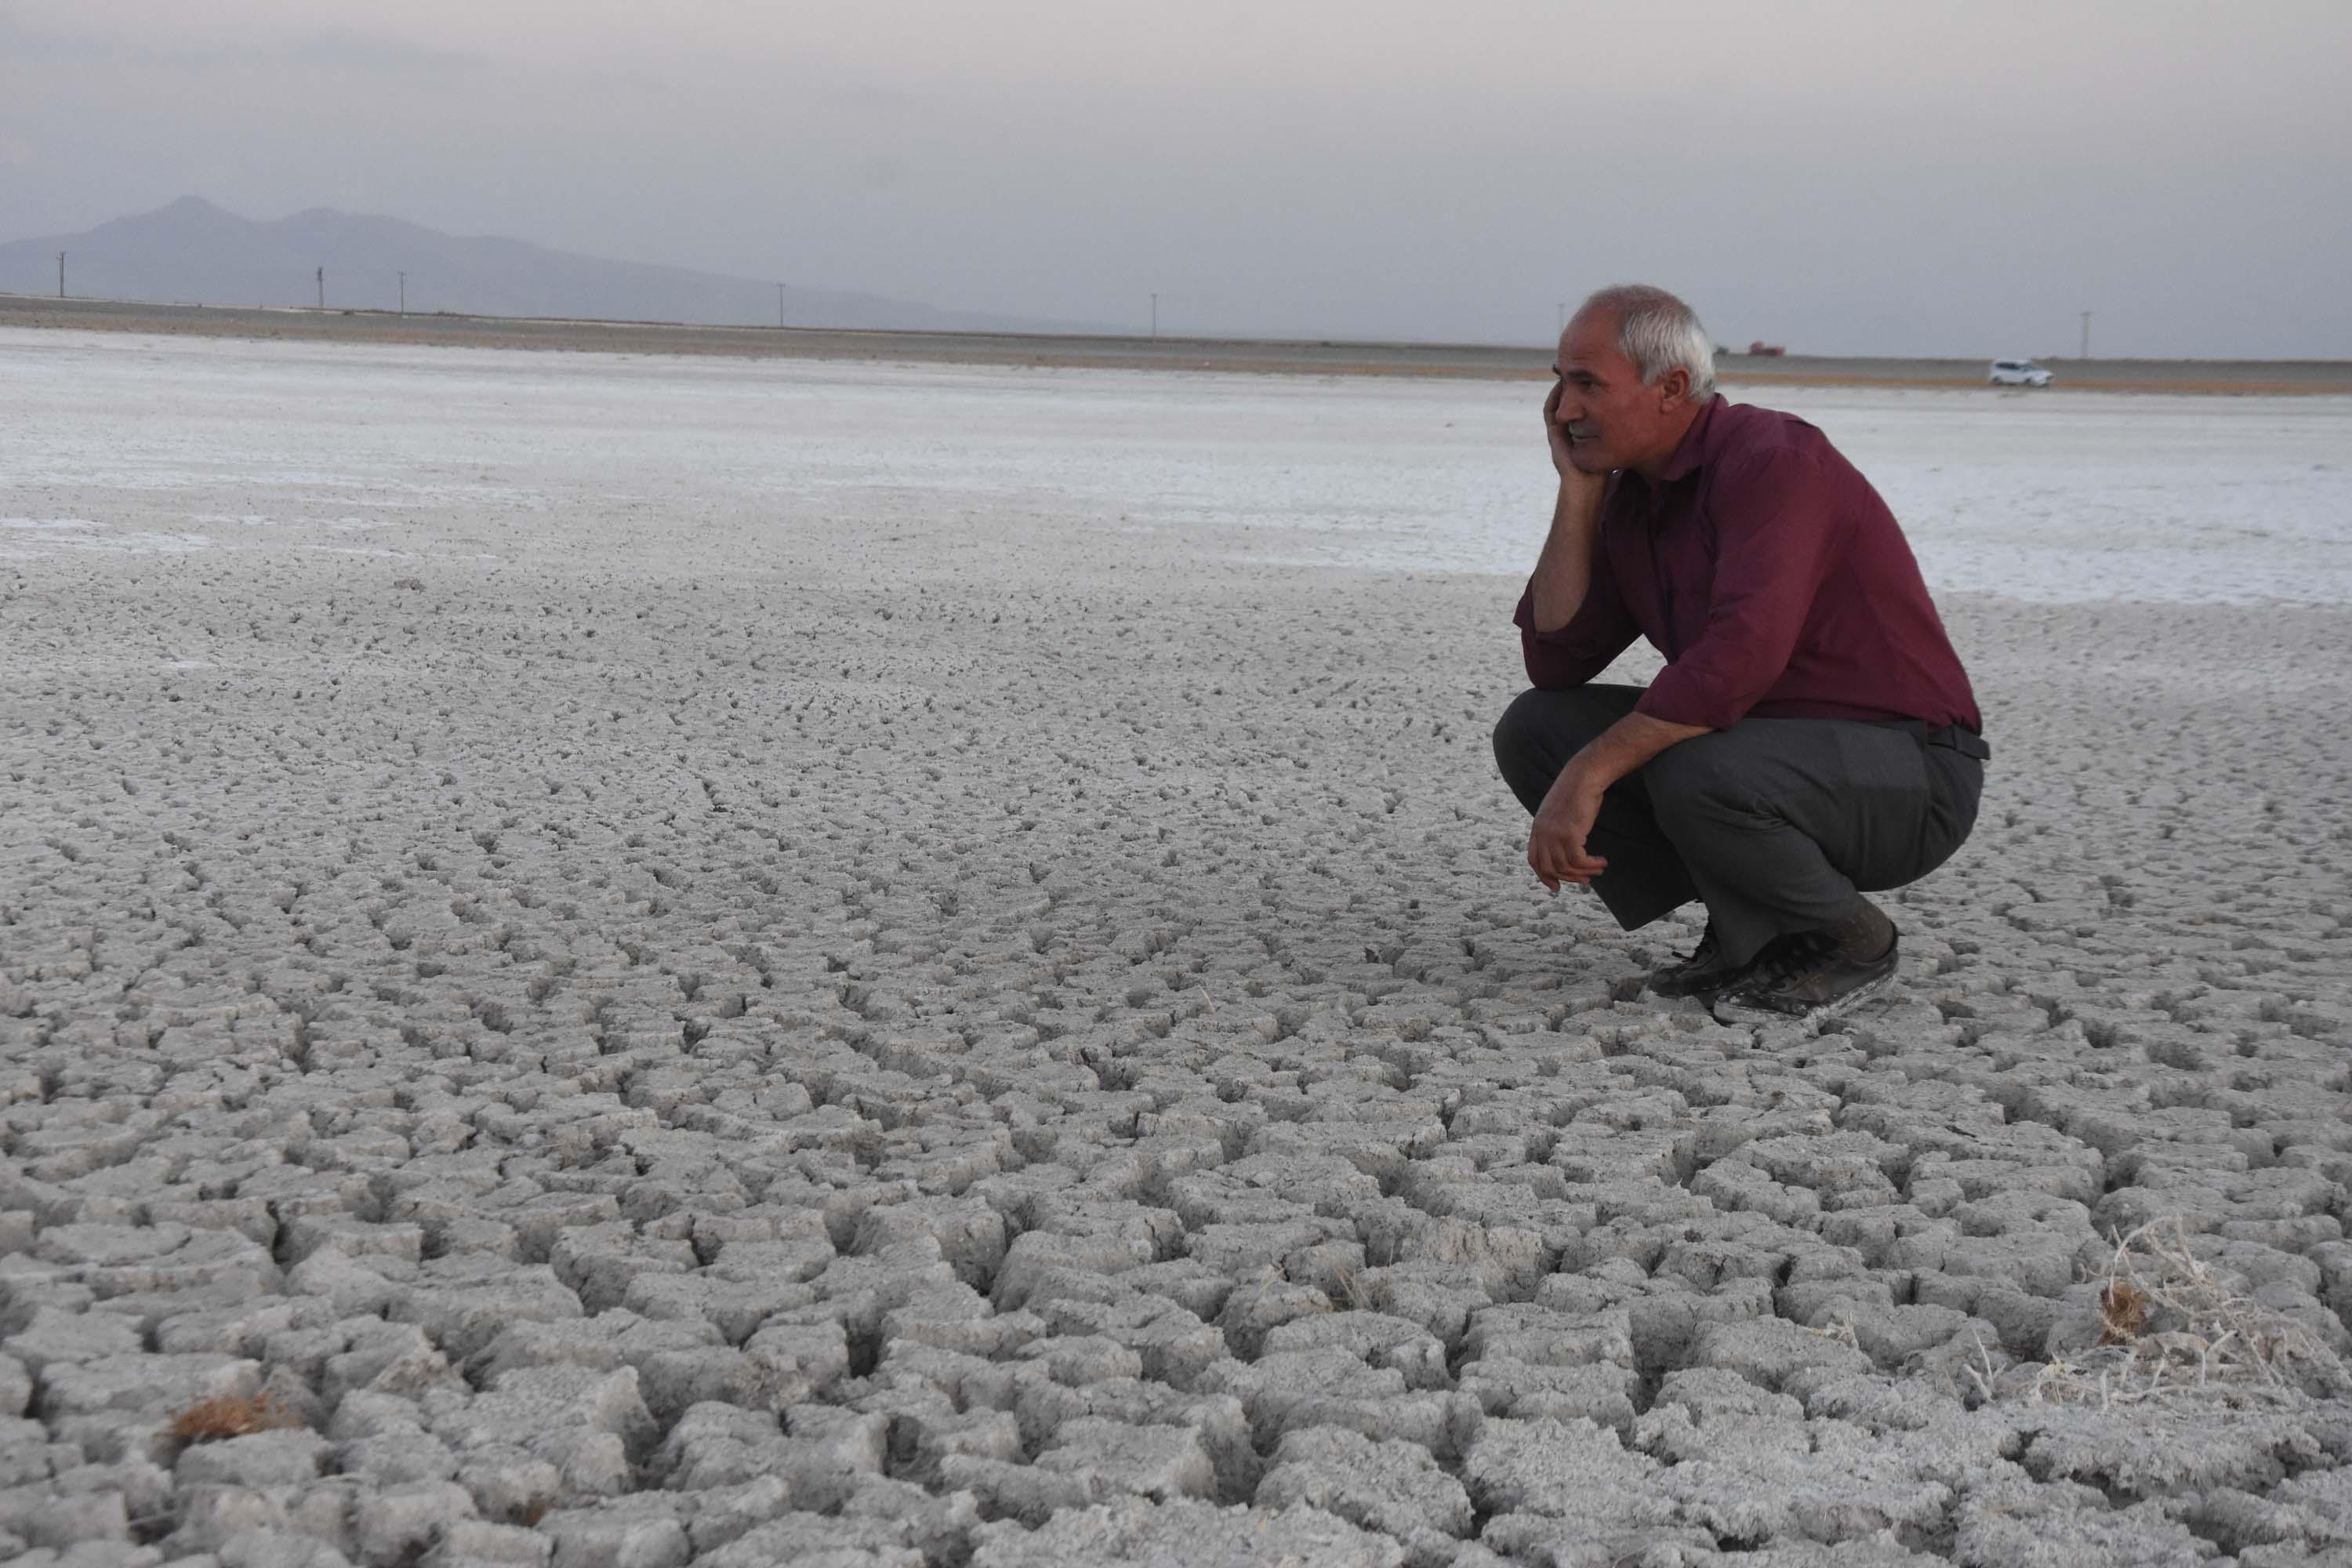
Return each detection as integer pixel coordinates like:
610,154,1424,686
168,1392,304,1444
2009,1218,2352,1407
2096,1278,2149,1346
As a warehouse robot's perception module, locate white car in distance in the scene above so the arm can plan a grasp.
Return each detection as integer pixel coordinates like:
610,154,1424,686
1988,358,2054,387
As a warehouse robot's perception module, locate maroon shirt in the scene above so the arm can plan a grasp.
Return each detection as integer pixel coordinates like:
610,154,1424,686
1515,395,1981,733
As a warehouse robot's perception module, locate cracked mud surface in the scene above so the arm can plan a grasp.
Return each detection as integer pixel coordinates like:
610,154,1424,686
5,332,2352,1566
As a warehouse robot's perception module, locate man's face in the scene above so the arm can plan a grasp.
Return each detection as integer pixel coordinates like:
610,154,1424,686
1552,309,1690,474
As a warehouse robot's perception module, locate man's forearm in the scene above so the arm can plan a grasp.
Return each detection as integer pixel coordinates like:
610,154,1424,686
1570,712,1711,791
1528,710,1712,892
1529,478,1605,633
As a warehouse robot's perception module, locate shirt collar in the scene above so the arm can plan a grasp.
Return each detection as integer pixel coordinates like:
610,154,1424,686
1654,394,1725,484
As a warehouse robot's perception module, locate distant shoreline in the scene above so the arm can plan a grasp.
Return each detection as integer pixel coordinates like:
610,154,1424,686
7,292,2350,395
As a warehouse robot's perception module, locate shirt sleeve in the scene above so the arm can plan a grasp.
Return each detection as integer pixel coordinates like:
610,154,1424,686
1635,447,1841,729
1513,539,1639,691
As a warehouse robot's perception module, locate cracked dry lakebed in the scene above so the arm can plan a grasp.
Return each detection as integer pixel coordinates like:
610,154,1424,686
5,328,2352,1567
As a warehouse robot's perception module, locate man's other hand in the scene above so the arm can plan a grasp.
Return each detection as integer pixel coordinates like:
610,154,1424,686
1541,380,1573,474
1541,382,1598,481
1528,766,1609,892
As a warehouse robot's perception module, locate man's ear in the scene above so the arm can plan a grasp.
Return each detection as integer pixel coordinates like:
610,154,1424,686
1655,367,1690,409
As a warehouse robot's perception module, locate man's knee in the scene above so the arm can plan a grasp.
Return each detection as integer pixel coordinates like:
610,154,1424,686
1491,688,1548,771
1495,686,1656,814
1491,690,1558,810
1494,685,1630,758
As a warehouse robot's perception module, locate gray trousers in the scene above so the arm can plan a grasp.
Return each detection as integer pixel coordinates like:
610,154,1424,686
1492,684,1984,966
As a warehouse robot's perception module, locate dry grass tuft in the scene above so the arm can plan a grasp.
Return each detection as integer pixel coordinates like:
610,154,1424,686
2096,1279,2149,1347
1332,1265,1374,1313
168,1392,304,1444
2016,1218,2350,1407
1803,1312,1862,1351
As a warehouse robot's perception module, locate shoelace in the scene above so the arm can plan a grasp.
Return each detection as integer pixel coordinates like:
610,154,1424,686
1745,931,1839,990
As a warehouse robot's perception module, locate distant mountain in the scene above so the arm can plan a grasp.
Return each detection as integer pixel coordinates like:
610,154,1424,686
0,197,1084,332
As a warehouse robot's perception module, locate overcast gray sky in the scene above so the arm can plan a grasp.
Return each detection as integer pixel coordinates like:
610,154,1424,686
5,0,2347,356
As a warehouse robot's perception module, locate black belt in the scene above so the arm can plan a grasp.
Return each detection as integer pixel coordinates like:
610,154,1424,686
1917,722,1991,762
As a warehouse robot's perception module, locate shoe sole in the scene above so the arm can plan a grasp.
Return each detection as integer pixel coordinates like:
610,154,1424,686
1646,960,1751,1002
1710,964,1898,1029
1646,975,1738,1002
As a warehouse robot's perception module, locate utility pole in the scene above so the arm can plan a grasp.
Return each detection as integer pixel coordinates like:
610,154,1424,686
316,267,325,309
2079,310,2092,361
57,252,64,299
777,282,785,328
397,271,407,315
1150,292,1158,339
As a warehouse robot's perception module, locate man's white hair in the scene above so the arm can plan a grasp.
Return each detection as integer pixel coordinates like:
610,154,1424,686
1578,284,1716,399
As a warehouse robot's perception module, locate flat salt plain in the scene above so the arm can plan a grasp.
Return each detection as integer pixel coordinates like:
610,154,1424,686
4,326,2352,1567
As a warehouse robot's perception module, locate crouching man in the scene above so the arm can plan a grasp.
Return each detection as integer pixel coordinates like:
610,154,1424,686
1492,285,1987,1024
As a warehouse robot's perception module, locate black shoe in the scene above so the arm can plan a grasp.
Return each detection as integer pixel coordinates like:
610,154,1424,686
1711,929,1901,1026
1646,923,1748,1000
